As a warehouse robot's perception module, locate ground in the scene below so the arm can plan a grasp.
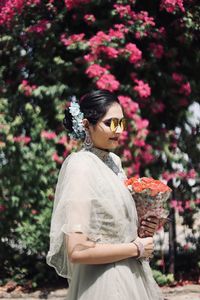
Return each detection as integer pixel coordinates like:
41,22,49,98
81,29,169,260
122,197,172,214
0,284,199,300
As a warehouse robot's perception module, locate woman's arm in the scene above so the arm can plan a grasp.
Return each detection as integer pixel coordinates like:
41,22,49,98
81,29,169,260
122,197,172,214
66,233,153,264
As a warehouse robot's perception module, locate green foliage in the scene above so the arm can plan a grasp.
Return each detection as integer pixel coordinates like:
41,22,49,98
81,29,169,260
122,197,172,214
0,0,199,287
153,270,174,286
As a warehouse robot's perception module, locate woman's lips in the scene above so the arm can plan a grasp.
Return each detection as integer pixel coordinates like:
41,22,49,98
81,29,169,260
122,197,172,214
109,137,119,141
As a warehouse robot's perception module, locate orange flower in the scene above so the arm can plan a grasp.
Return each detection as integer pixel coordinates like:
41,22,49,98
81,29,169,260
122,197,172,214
125,176,172,196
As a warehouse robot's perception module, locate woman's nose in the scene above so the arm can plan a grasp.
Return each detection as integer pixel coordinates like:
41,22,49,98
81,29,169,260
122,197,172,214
115,124,123,133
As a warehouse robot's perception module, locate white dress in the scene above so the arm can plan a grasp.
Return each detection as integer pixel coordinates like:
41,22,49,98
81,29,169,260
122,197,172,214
46,146,164,300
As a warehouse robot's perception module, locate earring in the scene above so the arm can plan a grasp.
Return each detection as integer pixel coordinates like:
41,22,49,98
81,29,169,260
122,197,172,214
83,129,93,149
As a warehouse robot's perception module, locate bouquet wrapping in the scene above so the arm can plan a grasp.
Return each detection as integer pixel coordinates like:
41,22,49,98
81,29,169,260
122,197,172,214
125,176,172,237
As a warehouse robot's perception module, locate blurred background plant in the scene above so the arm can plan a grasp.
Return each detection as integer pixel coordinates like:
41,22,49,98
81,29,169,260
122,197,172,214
0,0,199,289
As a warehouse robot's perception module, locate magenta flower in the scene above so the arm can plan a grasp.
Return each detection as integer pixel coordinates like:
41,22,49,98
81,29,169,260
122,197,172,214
99,46,119,59
179,82,191,96
118,95,139,118
172,72,184,83
85,64,108,78
96,73,120,92
26,20,50,34
84,14,96,25
160,0,185,13
61,33,85,47
133,79,151,99
124,43,142,64
41,130,57,140
113,4,132,18
13,135,31,144
89,31,111,48
52,152,62,164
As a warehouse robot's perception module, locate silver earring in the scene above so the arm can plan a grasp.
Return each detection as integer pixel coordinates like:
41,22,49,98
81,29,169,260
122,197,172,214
83,129,93,149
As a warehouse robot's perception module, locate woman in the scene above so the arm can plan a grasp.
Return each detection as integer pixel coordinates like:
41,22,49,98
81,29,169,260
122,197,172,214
46,90,163,300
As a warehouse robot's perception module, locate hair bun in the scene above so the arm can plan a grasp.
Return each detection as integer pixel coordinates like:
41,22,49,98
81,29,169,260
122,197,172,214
63,108,73,133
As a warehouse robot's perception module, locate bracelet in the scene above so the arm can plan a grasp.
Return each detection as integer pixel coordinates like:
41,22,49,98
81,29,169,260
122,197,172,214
133,240,144,259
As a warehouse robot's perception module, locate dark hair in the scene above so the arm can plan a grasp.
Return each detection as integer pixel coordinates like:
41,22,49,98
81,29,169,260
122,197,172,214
63,89,120,138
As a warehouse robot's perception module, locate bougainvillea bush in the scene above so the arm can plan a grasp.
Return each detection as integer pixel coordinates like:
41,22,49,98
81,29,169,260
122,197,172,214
0,0,199,286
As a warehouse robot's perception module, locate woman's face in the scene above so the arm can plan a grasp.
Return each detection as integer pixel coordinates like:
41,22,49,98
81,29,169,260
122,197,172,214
84,102,125,150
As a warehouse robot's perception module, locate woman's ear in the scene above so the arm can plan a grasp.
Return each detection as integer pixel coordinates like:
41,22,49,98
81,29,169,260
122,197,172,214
82,118,89,130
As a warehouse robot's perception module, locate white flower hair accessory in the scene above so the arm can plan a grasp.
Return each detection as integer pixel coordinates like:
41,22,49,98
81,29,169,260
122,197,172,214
68,95,85,139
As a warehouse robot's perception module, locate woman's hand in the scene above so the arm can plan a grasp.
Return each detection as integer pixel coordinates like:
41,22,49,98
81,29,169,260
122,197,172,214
134,236,154,259
139,215,159,237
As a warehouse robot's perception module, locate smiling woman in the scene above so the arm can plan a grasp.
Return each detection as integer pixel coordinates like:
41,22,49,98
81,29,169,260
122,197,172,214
46,89,163,300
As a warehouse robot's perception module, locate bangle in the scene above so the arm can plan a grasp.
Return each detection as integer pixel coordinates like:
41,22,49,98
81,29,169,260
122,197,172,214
133,240,144,259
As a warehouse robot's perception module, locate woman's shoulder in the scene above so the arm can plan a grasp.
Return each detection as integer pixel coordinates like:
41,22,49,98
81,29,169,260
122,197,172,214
62,149,95,170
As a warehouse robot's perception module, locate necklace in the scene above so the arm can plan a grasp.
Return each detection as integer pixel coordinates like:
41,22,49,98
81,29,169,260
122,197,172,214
82,146,120,176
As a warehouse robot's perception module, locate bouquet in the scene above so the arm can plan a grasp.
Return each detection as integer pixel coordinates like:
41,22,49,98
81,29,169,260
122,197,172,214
125,176,172,237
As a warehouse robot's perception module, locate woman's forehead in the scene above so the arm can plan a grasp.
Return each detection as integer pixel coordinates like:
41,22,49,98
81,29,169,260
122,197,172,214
102,102,124,120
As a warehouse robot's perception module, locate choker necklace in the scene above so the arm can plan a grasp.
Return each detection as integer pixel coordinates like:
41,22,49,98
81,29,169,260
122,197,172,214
82,146,121,176
86,146,110,162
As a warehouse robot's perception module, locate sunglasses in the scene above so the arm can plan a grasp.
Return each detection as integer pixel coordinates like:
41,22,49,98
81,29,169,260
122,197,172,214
102,117,127,132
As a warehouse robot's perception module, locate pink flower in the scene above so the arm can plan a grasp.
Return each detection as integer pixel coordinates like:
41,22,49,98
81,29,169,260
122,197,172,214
89,31,111,48
133,138,145,147
124,43,142,64
20,80,37,96
84,53,97,62
52,152,62,164
133,79,151,99
108,24,128,40
99,46,119,59
57,135,68,145
61,33,85,47
185,201,190,210
123,149,132,161
186,169,197,179
160,0,185,13
41,130,57,140
118,95,139,118
179,82,191,96
96,73,120,92
172,72,184,83
149,43,164,59
128,161,141,175
113,4,132,18
85,64,108,78
133,115,149,130
119,131,128,144
0,0,40,26
26,20,50,33
170,199,178,209
13,135,31,144
84,14,96,25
